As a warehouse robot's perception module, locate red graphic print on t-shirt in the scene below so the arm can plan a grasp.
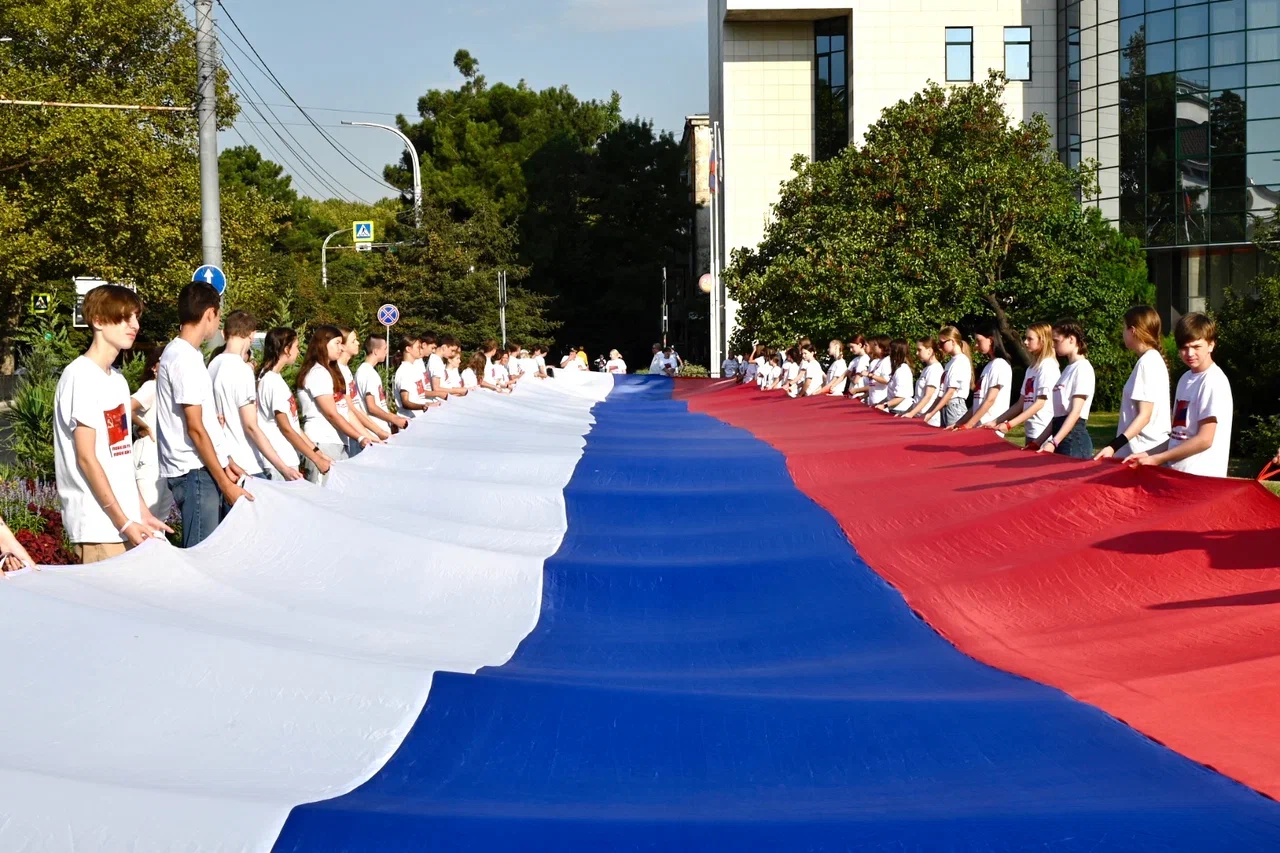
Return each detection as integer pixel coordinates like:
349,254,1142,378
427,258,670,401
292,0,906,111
104,404,130,457
1172,399,1189,429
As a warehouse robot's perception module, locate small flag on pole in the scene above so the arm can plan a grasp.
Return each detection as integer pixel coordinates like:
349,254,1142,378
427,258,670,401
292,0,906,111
709,144,718,195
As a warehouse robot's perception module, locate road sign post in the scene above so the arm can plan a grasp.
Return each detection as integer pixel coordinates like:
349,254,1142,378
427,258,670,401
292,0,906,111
377,303,400,414
192,264,227,295
31,293,51,315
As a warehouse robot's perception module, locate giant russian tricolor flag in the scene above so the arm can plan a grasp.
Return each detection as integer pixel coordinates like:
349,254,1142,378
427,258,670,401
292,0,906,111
2,374,1279,851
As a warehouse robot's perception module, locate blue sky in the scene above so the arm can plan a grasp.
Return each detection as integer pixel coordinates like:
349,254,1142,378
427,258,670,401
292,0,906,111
213,0,708,204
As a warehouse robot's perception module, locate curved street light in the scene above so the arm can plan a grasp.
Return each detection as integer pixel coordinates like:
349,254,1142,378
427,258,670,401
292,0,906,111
340,120,422,230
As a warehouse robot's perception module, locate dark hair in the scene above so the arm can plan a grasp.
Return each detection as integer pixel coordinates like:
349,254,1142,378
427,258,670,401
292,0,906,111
481,339,498,354
1124,305,1163,351
142,346,163,380
366,333,388,354
223,310,257,340
973,320,1010,361
1175,312,1217,347
438,333,459,348
847,334,866,348
83,285,143,328
337,324,354,338
177,281,220,325
258,328,298,380
506,342,520,354
874,334,892,355
419,331,437,347
467,351,486,376
1053,318,1088,355
889,338,911,373
296,324,344,396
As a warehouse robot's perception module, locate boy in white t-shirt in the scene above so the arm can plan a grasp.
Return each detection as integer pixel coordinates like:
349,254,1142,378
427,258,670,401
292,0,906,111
357,334,409,433
425,333,468,401
54,285,172,563
210,311,302,482
394,334,433,419
532,345,549,379
157,282,254,548
1129,313,1233,477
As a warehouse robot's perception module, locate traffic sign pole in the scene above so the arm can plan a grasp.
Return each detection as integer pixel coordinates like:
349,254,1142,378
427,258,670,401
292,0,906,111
378,304,400,420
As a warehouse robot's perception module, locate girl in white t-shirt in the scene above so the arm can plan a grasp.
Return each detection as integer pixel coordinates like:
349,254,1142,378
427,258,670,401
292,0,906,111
816,340,848,396
130,349,173,518
844,337,870,398
982,322,1060,446
606,349,627,374
740,347,761,385
847,336,888,402
257,328,332,481
780,348,802,394
1039,318,1096,458
958,324,1013,431
461,352,484,389
1096,305,1171,461
797,347,825,396
338,326,389,453
922,326,973,427
875,339,916,414
761,354,783,390
442,352,463,389
296,325,373,481
901,336,944,426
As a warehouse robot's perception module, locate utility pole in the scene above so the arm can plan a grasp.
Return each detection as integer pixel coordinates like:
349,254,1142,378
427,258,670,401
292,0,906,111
662,266,669,348
194,0,222,269
497,270,508,347
341,121,422,229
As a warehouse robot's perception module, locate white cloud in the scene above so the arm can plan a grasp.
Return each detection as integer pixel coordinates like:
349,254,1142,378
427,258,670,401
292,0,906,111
563,0,704,32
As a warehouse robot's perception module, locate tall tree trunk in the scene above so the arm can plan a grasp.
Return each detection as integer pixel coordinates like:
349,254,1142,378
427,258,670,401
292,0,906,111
982,290,1033,366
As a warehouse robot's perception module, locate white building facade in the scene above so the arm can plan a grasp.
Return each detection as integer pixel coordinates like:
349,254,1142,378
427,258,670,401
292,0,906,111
707,0,1280,369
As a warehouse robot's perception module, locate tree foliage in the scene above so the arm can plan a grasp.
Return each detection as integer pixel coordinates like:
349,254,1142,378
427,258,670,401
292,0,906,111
726,73,1149,407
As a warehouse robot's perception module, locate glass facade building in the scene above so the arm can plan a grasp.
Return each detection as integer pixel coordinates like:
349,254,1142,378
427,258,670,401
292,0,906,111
815,18,850,161
1060,0,1280,319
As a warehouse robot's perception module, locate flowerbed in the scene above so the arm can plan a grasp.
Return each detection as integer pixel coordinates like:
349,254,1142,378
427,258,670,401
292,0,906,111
0,478,77,566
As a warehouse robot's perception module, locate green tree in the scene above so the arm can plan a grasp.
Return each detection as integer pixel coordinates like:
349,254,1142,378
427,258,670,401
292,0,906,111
726,73,1148,406
0,0,284,362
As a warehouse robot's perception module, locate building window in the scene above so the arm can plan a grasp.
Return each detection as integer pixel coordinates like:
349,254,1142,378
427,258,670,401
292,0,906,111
946,27,973,82
815,17,849,161
1005,27,1032,81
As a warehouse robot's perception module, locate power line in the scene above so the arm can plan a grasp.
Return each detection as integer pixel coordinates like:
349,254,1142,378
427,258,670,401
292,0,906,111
242,100,400,118
213,1,404,195
225,123,327,200
218,43,364,201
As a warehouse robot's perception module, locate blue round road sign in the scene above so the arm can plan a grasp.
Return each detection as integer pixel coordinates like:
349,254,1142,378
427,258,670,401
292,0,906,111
377,304,400,327
192,265,227,295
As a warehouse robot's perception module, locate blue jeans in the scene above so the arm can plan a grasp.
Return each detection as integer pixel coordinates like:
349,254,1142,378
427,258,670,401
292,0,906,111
167,467,221,548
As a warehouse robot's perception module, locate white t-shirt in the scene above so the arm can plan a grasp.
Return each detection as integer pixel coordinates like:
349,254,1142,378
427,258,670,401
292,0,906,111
606,358,627,374
483,360,502,386
1167,363,1233,478
54,356,140,544
741,361,759,384
394,360,428,419
443,366,462,389
721,358,738,377
255,371,300,471
972,357,1012,425
800,359,824,394
461,367,479,389
1118,349,1172,458
1021,359,1061,441
533,355,547,376
208,352,262,476
1052,359,1096,420
784,361,800,383
915,361,944,426
520,356,539,378
867,356,891,405
157,337,228,479
299,364,346,445
426,353,447,388
942,352,972,399
340,363,364,415
824,357,848,396
849,353,870,386
659,355,679,376
132,379,158,441
356,362,387,414
648,352,664,374
764,363,782,387
887,362,914,412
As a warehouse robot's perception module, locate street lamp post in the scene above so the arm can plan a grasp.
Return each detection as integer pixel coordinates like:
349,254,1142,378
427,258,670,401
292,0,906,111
340,121,422,229
321,229,344,288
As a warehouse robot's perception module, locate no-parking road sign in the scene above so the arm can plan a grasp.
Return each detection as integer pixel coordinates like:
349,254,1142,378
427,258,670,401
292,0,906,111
377,304,400,327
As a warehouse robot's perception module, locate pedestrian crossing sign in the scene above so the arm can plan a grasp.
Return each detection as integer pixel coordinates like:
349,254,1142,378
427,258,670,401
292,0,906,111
32,293,51,314
353,221,374,243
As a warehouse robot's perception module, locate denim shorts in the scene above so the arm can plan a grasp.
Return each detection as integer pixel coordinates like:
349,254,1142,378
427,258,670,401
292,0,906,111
1048,415,1094,459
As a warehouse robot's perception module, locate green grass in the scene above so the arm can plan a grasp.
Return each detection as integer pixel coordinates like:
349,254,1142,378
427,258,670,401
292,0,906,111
1001,411,1280,496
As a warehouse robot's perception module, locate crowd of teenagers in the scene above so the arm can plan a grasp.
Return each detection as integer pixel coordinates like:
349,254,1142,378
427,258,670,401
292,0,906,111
0,281,556,571
720,307,1269,481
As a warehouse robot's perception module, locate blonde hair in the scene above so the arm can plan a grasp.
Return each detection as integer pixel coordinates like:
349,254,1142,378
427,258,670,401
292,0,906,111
1026,322,1056,364
938,325,975,384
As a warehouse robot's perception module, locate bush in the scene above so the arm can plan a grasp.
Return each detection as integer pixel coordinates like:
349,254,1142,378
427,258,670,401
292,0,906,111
1215,272,1280,460
0,476,76,565
678,363,709,378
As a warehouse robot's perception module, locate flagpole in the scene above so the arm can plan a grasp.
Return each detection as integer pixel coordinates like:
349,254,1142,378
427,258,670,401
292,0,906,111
715,121,727,372
709,121,721,377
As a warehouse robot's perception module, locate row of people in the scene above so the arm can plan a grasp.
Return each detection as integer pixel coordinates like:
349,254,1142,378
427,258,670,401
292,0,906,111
740,308,1235,478
43,280,546,568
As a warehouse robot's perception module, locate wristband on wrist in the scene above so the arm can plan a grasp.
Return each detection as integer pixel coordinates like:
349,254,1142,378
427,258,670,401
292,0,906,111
1044,436,1057,447
119,519,137,535
1107,434,1130,453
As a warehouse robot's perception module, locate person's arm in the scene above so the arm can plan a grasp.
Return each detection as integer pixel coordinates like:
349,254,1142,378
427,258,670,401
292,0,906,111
1129,418,1217,467
130,398,152,439
901,383,939,419
314,394,371,444
363,391,408,430
350,403,390,441
0,516,36,571
981,398,1026,431
817,367,847,396
398,388,434,412
958,382,1004,430
238,403,302,480
430,372,468,397
1095,400,1155,460
922,386,956,422
184,405,253,504
274,411,331,475
878,395,906,411
1038,395,1087,454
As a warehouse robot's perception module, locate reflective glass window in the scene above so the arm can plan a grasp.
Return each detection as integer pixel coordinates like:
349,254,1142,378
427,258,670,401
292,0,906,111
1178,4,1210,37
946,27,973,81
1211,0,1246,32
